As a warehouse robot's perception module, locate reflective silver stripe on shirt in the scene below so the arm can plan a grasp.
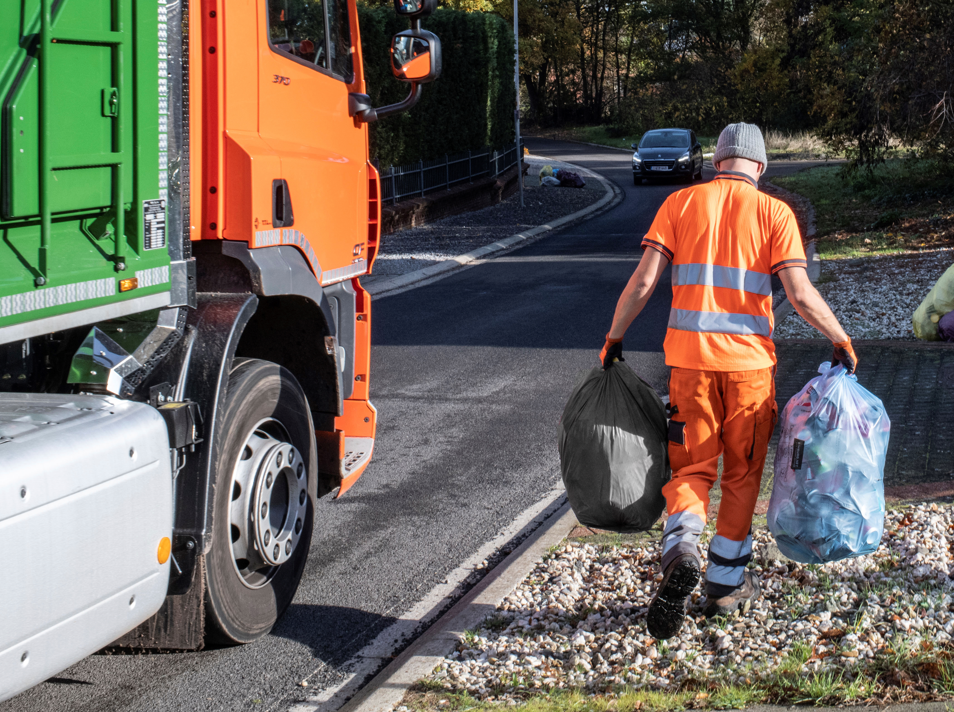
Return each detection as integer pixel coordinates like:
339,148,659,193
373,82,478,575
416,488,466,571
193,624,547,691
672,263,772,296
668,308,772,337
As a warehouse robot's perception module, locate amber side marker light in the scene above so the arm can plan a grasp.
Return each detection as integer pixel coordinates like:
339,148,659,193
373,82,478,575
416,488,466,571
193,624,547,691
119,277,139,292
158,537,172,565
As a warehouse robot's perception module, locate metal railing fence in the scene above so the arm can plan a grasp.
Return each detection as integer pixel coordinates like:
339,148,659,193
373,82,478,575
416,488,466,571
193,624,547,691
378,139,524,205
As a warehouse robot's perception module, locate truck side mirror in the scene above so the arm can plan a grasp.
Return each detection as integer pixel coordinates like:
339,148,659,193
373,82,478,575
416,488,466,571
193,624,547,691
393,0,437,18
348,15,441,123
390,30,441,84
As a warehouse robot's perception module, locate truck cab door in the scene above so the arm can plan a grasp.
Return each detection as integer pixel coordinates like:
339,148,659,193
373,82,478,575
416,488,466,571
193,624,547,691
257,0,367,284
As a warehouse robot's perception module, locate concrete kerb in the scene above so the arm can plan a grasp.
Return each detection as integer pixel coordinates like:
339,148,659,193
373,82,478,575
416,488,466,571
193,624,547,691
365,158,623,299
334,502,577,712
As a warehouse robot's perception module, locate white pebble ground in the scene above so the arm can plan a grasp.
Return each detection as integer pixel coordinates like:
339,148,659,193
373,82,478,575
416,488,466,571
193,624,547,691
775,248,954,340
429,504,954,700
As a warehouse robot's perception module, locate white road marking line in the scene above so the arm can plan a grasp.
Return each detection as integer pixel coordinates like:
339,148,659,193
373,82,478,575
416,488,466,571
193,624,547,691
284,486,568,712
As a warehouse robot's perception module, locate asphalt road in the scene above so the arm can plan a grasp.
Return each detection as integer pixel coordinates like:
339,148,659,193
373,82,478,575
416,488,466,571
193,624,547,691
3,139,818,712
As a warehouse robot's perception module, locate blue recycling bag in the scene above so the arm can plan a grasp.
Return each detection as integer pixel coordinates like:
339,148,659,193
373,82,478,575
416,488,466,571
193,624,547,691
768,362,890,564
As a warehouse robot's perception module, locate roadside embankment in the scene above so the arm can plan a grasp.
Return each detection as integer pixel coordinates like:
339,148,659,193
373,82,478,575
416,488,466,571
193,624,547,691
382,163,525,235
363,156,620,297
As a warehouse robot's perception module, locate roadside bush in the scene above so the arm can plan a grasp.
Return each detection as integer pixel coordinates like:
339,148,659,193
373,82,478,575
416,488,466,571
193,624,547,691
358,5,516,167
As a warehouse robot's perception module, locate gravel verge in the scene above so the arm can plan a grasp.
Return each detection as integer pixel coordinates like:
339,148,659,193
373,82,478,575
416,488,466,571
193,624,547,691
774,248,954,340
370,157,604,278
426,503,954,705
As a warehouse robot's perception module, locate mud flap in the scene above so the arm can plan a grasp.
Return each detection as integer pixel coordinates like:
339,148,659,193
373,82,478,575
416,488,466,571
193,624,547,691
108,556,206,651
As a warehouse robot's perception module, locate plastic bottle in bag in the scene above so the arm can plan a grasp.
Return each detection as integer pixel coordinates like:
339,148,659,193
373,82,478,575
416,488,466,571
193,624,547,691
558,364,669,532
768,362,890,563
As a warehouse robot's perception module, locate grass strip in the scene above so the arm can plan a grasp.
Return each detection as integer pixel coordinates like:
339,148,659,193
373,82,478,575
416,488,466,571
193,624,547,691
404,650,954,711
772,159,954,260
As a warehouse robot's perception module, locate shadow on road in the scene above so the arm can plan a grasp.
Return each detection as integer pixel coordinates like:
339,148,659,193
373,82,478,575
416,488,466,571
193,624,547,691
271,604,399,665
45,677,95,687
370,251,672,352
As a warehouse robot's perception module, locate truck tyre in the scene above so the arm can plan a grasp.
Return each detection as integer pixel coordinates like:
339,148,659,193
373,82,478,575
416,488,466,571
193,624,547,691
204,358,317,644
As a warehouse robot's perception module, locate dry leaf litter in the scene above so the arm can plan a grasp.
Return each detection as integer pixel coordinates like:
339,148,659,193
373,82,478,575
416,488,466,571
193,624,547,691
775,248,954,340
428,505,954,700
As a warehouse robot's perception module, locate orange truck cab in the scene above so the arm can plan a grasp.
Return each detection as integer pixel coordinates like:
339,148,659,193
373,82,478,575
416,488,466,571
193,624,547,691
0,0,440,701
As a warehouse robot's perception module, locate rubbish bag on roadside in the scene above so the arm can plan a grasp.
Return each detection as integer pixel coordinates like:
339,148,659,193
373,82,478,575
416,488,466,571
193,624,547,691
539,165,554,183
558,364,669,532
541,176,561,187
913,262,954,340
554,168,586,188
768,362,890,564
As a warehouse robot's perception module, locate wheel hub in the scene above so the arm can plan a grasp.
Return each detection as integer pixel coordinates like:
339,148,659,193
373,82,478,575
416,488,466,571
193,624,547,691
251,442,304,566
229,419,307,588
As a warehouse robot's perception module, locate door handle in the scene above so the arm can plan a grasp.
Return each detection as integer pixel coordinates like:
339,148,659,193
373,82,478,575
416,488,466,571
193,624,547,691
272,179,294,228
102,88,119,117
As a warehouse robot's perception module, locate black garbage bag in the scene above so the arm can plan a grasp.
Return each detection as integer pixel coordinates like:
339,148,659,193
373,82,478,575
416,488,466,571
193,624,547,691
554,168,586,188
558,364,669,532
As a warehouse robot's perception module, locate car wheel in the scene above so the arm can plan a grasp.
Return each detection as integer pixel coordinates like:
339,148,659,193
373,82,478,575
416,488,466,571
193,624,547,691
204,358,317,644
633,173,642,186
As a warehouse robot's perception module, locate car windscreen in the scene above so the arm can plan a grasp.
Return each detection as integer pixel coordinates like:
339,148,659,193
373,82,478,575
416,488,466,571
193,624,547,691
639,131,688,149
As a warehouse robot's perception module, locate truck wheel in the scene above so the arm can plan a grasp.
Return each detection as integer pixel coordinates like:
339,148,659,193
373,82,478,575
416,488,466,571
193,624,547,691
204,358,317,644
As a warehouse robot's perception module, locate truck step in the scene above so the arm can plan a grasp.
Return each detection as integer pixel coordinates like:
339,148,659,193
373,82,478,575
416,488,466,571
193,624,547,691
343,437,374,476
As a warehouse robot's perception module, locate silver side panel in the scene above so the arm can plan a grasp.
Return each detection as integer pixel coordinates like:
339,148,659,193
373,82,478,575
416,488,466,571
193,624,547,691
0,394,173,703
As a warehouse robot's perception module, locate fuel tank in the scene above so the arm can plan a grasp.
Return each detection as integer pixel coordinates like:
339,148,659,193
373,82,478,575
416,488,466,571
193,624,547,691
0,393,173,702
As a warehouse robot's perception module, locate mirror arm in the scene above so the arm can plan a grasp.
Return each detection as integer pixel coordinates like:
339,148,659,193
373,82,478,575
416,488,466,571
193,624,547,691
350,83,423,124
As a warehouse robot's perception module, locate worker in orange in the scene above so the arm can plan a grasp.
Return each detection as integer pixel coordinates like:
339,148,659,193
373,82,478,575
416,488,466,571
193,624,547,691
599,123,858,639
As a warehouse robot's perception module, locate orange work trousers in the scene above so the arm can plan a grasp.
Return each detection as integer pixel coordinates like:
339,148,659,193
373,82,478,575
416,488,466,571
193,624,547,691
664,367,778,542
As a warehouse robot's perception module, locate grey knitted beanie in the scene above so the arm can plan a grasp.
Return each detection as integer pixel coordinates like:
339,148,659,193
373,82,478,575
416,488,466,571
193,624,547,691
714,122,768,169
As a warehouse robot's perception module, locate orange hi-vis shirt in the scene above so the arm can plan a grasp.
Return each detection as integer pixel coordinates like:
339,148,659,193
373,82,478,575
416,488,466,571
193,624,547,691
641,171,807,371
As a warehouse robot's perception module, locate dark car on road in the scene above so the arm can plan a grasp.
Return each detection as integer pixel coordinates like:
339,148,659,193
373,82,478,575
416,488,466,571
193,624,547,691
632,129,704,185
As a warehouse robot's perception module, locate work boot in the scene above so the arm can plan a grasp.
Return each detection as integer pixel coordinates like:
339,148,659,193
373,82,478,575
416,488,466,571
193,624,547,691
704,570,761,618
646,553,701,640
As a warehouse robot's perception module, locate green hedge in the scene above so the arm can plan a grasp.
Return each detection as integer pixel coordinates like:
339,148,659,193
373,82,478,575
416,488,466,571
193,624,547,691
357,6,516,167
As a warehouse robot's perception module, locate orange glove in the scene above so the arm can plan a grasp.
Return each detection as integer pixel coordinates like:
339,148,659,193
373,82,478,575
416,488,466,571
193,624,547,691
599,334,624,369
832,338,858,374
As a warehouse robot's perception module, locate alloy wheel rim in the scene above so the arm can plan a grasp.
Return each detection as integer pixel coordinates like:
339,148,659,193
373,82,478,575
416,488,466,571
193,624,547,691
228,418,307,589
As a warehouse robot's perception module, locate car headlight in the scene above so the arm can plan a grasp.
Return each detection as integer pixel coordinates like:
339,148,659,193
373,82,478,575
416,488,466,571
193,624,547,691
633,153,641,165
677,152,690,164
